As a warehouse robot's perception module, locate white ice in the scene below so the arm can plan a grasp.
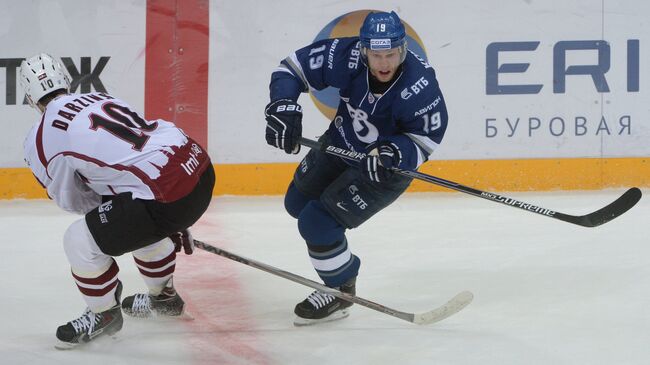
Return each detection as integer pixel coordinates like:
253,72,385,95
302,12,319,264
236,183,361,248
1,189,648,364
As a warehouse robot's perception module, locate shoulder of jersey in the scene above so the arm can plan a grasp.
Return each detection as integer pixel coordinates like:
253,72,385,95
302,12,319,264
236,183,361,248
331,37,363,61
47,93,77,109
393,52,442,115
401,51,436,82
334,36,360,48
323,37,366,78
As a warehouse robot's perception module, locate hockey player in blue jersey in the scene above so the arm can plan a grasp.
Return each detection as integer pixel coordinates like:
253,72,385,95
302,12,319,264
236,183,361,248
264,11,448,325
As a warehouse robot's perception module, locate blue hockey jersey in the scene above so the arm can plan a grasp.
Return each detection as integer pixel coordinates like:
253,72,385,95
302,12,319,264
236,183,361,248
269,37,448,170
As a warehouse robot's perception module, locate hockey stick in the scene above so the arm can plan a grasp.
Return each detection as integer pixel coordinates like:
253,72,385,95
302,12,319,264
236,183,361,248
194,240,473,325
299,137,642,228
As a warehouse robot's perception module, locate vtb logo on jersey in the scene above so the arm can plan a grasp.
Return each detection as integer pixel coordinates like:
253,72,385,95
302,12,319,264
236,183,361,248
345,103,378,143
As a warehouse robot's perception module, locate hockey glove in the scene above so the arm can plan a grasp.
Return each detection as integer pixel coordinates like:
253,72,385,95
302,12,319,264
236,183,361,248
264,99,303,154
169,229,194,255
360,141,402,183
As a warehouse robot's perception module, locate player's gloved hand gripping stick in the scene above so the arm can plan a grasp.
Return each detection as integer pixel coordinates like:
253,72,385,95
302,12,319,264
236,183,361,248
360,141,401,183
299,137,642,228
169,229,194,254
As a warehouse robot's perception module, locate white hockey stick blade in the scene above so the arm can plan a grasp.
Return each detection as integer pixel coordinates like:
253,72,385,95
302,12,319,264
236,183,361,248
411,291,474,325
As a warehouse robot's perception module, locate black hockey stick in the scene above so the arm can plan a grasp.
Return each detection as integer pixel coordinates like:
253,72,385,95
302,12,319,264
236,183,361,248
194,240,473,325
299,137,642,228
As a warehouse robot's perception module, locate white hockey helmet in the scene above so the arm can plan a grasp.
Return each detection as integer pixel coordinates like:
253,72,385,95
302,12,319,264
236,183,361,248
20,53,70,110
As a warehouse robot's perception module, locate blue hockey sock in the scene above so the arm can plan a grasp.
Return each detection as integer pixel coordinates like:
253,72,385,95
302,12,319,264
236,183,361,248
308,238,360,288
298,200,359,287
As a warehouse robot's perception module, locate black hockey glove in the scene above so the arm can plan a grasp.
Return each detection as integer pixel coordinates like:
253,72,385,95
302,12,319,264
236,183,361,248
264,99,303,154
360,141,402,183
169,229,194,255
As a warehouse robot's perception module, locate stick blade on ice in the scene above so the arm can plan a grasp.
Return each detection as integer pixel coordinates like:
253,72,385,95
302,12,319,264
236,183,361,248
411,291,474,325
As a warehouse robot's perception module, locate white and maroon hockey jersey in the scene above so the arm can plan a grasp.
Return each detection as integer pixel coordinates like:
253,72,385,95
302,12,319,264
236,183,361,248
23,92,210,215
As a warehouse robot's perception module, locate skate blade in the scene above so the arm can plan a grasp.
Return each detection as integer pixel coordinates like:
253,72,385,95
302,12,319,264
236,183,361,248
154,308,195,321
122,308,194,321
177,309,195,321
54,329,121,351
54,341,79,351
293,308,350,327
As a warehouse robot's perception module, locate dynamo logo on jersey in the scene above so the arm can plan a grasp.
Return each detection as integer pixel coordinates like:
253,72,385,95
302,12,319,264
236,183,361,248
309,10,428,120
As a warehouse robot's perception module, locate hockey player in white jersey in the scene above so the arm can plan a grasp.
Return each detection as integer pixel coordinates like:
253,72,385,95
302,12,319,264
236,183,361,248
20,53,215,348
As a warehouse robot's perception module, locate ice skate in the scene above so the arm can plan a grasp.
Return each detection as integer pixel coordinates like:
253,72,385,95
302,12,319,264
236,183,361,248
122,279,187,318
293,278,356,326
55,281,123,350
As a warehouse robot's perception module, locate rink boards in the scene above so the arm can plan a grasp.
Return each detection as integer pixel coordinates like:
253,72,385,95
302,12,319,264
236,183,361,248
0,0,648,198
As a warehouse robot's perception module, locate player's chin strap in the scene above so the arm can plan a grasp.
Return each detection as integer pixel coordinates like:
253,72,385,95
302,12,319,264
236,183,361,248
193,239,473,325
298,137,641,228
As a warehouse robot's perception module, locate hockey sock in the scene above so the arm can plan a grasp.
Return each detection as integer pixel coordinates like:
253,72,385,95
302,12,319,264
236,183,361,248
298,201,359,287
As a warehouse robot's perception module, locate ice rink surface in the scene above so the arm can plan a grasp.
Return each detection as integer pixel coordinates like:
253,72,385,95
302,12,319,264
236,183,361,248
1,189,648,364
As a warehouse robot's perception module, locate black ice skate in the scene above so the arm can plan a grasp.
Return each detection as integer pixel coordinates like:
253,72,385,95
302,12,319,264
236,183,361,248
293,277,356,326
121,279,185,318
55,281,123,350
